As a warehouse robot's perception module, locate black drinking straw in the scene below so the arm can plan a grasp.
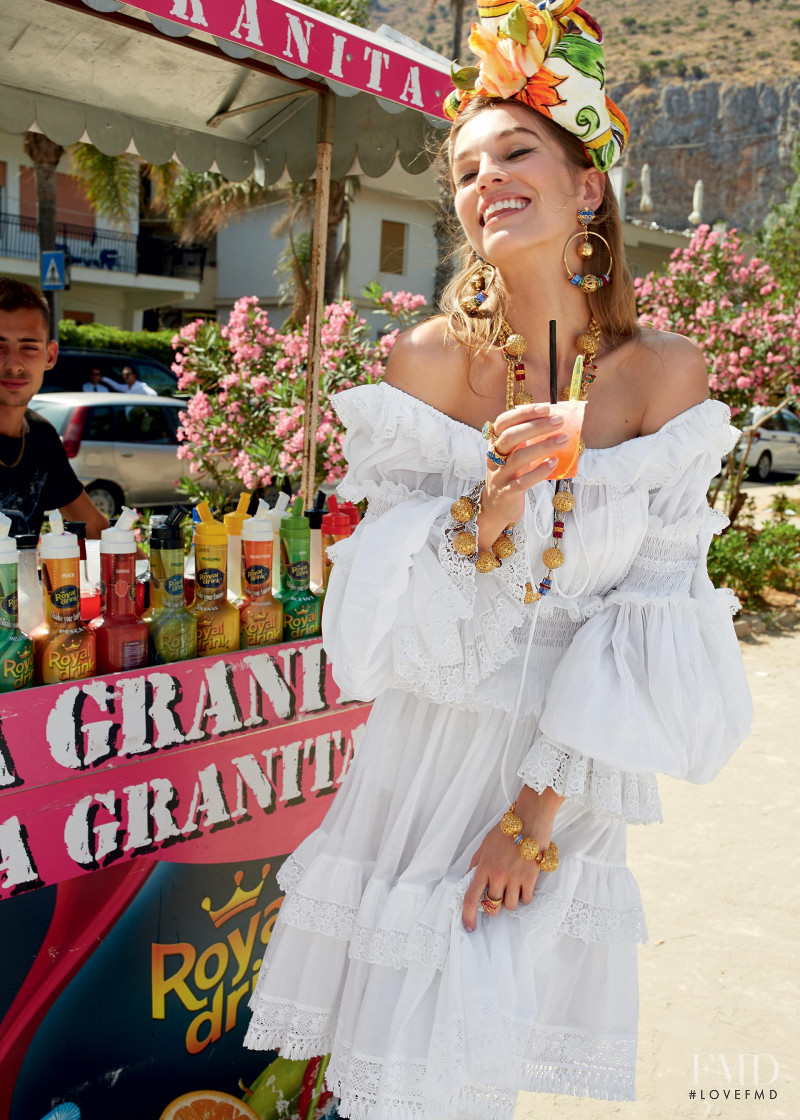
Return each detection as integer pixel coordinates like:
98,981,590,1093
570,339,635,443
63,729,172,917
549,320,558,404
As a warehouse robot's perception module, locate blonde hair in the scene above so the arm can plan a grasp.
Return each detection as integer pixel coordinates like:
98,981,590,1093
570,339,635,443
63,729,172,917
437,97,639,357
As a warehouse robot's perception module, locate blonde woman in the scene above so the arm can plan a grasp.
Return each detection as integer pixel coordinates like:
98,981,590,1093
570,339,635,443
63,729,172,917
245,2,753,1114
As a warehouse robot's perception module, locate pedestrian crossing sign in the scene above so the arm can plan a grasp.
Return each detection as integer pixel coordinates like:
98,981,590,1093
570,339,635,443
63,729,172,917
41,251,67,291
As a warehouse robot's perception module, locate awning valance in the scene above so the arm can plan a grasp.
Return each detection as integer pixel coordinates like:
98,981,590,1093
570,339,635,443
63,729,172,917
1,0,451,181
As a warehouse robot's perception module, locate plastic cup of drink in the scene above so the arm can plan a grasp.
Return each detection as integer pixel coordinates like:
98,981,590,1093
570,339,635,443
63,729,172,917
526,400,586,481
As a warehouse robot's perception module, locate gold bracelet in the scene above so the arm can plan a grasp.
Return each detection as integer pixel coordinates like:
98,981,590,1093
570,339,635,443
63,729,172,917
500,802,559,872
450,484,516,572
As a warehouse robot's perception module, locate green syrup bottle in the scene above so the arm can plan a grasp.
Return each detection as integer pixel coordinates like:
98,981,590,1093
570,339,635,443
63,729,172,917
277,497,321,642
0,513,34,692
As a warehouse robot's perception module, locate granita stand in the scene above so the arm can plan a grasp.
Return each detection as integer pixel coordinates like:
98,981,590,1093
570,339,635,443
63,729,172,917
0,638,372,1114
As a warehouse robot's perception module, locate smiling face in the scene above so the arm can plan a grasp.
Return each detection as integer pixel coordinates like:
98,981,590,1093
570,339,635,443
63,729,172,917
451,102,602,268
0,306,58,410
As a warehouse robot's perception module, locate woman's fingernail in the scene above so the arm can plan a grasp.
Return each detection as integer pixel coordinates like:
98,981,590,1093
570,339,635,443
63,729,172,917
465,924,474,932
555,432,569,444
545,458,557,467
534,404,549,414
549,415,564,425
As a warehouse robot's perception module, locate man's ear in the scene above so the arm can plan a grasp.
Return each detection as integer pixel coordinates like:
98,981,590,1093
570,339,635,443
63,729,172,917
45,339,58,371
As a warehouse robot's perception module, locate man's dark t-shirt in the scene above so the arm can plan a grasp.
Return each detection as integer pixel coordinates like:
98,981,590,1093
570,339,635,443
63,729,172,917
0,409,83,537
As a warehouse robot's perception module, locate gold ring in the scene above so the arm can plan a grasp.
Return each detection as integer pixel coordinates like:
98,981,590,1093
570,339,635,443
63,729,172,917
480,894,503,914
486,443,507,467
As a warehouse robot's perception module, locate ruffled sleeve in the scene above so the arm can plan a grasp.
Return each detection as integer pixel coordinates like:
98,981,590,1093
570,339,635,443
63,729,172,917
518,399,754,823
322,383,536,705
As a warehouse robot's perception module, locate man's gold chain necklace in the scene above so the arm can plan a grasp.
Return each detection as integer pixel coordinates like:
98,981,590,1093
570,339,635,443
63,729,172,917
0,429,26,469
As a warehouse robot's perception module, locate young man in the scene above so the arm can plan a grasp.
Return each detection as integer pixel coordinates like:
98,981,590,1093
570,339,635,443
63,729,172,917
102,364,157,395
0,277,109,538
82,366,110,392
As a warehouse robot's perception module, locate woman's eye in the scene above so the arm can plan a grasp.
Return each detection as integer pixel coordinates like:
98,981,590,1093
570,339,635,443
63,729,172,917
457,171,477,186
508,148,533,159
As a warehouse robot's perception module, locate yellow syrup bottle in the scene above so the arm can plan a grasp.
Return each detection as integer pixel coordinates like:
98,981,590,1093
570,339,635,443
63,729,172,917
189,501,240,656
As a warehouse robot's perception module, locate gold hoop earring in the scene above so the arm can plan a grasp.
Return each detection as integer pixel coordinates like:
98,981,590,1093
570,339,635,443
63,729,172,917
461,257,497,315
564,208,613,293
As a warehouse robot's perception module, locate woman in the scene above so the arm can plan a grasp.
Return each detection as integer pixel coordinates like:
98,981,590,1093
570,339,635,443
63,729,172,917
245,1,754,1113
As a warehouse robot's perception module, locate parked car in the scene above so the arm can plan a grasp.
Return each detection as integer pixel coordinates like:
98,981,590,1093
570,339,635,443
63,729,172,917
31,392,195,516
734,406,800,481
44,348,179,397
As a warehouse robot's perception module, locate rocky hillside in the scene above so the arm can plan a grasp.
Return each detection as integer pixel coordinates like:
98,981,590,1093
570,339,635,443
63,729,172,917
613,78,800,232
371,0,800,87
369,0,800,231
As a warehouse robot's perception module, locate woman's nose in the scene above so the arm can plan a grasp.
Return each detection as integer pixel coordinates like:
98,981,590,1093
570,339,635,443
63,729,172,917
475,159,509,191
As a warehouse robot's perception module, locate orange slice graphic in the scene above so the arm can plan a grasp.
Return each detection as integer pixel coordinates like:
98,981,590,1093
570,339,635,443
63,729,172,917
159,1089,260,1120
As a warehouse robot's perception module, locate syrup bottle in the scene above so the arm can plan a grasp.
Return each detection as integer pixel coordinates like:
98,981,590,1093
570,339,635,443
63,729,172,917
90,507,149,674
31,511,96,685
190,501,240,655
239,499,283,648
145,505,197,665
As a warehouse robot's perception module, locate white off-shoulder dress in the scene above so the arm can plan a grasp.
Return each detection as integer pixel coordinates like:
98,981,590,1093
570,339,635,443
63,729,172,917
244,382,754,1119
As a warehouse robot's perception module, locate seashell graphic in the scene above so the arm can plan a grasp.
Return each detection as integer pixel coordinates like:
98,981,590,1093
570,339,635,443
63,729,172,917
40,1104,81,1120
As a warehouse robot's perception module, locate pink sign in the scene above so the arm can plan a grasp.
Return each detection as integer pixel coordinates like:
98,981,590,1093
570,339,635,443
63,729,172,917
127,0,450,118
0,638,372,899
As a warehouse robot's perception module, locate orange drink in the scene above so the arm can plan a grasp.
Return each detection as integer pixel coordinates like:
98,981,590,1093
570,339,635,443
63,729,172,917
524,400,587,481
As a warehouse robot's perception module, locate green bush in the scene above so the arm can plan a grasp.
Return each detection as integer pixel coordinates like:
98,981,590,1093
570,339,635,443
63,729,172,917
57,320,177,367
708,523,800,603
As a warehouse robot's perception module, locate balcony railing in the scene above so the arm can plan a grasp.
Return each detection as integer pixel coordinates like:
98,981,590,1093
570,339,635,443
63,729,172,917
0,212,205,282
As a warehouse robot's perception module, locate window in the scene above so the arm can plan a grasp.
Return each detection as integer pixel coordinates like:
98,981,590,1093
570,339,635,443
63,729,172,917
116,405,174,445
84,406,114,442
29,400,70,433
379,220,407,274
134,361,178,397
782,411,800,434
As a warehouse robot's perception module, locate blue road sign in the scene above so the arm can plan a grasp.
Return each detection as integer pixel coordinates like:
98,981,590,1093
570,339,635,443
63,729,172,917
41,251,66,291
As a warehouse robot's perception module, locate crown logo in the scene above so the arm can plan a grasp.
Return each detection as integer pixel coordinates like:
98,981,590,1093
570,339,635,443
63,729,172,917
201,864,270,928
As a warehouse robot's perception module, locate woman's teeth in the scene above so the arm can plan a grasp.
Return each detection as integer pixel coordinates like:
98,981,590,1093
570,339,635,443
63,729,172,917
482,198,529,224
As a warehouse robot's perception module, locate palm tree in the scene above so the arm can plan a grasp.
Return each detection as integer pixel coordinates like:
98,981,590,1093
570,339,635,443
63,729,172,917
23,131,65,333
451,0,467,59
70,152,358,318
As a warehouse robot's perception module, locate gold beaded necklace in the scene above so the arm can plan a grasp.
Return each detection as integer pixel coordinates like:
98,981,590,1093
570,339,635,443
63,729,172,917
448,314,602,603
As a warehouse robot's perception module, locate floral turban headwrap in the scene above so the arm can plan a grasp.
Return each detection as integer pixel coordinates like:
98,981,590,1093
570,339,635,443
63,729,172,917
443,0,630,173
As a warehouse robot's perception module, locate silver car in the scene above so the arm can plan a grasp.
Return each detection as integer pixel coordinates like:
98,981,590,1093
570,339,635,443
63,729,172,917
735,407,800,482
31,392,196,516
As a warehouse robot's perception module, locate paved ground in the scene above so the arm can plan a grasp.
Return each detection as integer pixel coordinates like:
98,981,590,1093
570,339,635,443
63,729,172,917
514,625,799,1120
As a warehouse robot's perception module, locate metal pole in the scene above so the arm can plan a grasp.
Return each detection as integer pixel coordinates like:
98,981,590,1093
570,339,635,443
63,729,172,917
300,92,335,510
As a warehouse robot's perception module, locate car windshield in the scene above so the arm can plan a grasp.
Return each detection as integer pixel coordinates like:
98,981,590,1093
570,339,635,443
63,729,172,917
29,399,71,433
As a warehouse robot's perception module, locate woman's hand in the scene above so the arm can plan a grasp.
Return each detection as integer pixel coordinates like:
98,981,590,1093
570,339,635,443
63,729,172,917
462,785,566,931
477,402,569,549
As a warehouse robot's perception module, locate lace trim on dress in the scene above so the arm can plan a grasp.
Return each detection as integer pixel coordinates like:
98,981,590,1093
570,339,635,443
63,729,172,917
331,384,484,483
243,995,336,1058
327,1007,636,1120
518,735,664,825
279,851,647,957
448,868,648,944
574,398,741,491
439,492,535,609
